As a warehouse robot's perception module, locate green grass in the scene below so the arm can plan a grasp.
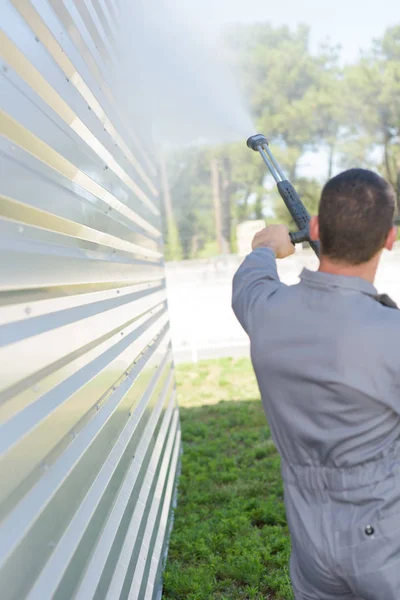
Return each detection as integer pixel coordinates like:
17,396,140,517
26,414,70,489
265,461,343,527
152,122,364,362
163,358,293,600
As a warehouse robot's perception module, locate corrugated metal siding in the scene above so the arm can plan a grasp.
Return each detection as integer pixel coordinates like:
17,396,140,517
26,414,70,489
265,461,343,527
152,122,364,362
0,2,181,599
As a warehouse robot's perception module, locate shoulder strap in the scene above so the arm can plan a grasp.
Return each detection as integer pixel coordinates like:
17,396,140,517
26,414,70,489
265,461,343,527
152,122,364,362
373,293,398,309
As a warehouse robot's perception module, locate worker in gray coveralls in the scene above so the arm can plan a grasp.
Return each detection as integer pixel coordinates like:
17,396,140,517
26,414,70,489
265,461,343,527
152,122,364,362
232,168,400,600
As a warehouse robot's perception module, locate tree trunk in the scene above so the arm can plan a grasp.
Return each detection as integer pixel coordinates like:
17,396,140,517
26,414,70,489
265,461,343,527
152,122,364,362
191,234,199,257
159,150,182,260
328,142,335,179
396,168,400,215
210,155,223,254
159,150,174,223
221,157,232,254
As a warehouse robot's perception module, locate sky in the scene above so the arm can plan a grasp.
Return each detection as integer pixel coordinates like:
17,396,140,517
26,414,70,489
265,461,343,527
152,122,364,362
188,0,398,180
192,0,399,63
118,0,398,178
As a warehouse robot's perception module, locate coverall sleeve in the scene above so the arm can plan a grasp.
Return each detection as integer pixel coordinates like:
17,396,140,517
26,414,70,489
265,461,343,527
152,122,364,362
232,247,285,335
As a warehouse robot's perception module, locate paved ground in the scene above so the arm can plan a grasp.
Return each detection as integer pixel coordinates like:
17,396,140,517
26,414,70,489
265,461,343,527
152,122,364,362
166,245,400,363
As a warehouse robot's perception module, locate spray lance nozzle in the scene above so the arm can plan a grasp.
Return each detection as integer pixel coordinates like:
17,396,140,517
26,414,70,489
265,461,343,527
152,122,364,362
246,133,320,257
246,134,269,151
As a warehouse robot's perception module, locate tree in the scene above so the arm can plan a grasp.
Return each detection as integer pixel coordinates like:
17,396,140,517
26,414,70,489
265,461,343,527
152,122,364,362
164,23,400,259
164,147,217,259
159,151,183,261
222,23,341,219
340,26,400,204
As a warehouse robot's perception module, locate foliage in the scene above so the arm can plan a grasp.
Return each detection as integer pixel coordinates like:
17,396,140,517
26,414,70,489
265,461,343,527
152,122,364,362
164,215,183,261
162,24,400,259
340,26,400,200
162,358,293,600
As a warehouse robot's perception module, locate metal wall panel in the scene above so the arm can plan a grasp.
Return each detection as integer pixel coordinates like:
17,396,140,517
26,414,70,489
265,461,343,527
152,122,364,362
0,2,181,599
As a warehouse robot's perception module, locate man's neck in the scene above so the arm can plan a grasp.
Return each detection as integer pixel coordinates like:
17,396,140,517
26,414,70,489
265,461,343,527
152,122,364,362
318,254,381,285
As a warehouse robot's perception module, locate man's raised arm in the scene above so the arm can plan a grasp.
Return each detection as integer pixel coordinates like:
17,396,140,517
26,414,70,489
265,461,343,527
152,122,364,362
232,225,295,334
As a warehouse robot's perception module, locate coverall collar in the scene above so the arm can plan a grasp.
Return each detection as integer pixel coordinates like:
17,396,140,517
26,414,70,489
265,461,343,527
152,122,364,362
300,268,377,296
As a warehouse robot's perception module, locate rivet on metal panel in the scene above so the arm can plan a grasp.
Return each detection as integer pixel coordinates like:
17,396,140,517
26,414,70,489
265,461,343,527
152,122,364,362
120,332,124,336
71,431,77,439
116,290,120,294
35,36,40,43
96,404,100,411
66,77,70,82
2,65,8,73
104,165,109,170
112,386,116,391
88,106,92,110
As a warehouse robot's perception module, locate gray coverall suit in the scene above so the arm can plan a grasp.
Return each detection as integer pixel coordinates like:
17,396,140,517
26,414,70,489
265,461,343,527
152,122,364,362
232,248,400,600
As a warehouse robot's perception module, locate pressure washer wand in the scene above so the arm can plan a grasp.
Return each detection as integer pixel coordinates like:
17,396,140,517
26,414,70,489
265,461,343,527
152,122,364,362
247,134,320,257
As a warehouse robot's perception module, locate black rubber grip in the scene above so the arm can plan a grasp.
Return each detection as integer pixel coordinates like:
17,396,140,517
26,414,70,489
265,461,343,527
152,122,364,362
289,229,309,244
277,180,320,257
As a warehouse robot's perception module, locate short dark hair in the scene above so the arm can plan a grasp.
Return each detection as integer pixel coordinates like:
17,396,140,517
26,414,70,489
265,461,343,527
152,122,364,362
318,168,396,264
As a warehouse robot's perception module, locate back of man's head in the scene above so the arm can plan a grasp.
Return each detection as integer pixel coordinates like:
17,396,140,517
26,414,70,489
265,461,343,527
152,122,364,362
318,168,396,265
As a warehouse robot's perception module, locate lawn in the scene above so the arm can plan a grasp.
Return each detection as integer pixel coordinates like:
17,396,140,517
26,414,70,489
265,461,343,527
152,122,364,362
162,357,293,600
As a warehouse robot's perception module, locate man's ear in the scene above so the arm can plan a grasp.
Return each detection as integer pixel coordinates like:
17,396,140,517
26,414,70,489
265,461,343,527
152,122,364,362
309,216,320,242
385,226,398,251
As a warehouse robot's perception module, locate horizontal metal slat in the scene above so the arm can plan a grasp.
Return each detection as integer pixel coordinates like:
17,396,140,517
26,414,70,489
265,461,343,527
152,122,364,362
0,304,167,427
0,249,163,293
0,315,170,510
50,0,111,81
0,218,161,270
0,140,160,254
1,2,180,599
104,396,179,600
3,0,158,196
104,0,119,26
19,0,157,179
71,365,175,600
25,375,176,600
142,431,181,600
0,286,166,398
0,279,164,326
0,345,172,559
0,195,162,261
0,316,171,520
0,351,174,600
0,110,160,237
42,0,155,174
70,0,113,65
91,0,116,47
0,32,159,217
127,414,181,599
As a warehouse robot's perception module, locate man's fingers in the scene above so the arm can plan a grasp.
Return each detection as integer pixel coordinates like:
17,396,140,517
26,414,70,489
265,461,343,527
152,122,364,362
251,224,295,258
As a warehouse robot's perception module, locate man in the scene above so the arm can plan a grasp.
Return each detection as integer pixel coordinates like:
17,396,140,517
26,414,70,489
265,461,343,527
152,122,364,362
232,168,400,600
